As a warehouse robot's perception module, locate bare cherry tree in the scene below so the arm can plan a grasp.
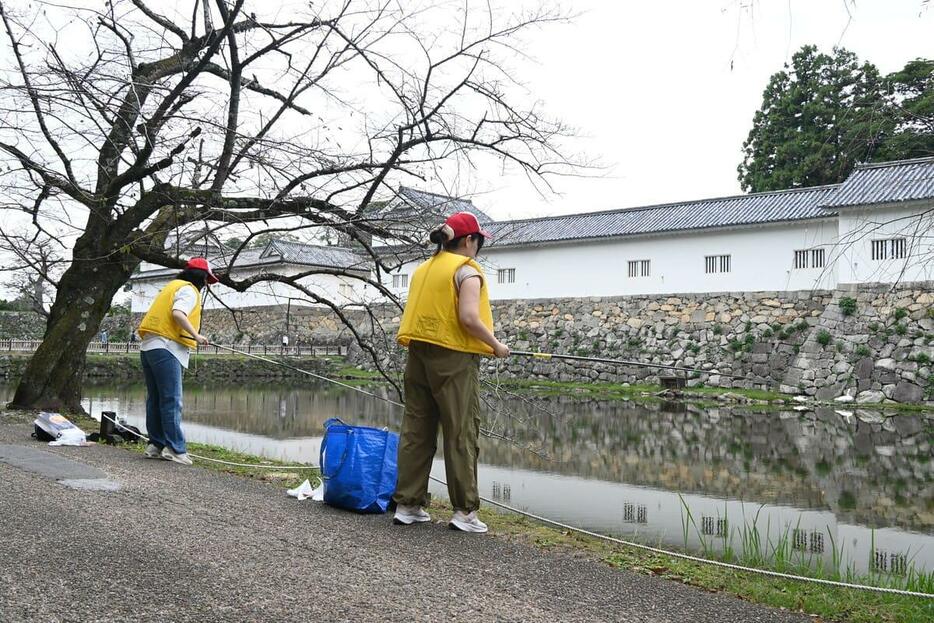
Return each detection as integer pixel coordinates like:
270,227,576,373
0,0,574,412
0,230,62,319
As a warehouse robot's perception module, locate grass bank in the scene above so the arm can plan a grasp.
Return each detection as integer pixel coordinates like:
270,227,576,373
489,377,791,404
476,503,932,623
7,408,930,622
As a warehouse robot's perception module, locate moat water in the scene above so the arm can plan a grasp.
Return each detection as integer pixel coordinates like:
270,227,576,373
4,380,931,579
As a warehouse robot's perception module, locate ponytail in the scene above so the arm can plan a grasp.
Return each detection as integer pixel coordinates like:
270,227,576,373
429,224,484,255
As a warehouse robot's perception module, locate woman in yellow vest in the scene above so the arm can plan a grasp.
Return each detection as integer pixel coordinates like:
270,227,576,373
393,212,509,533
136,258,216,465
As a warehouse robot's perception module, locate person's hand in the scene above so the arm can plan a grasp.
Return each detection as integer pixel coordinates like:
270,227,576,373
492,341,510,358
194,333,210,346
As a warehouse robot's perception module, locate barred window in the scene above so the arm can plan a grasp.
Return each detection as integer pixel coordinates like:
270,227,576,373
338,283,353,298
873,549,889,573
497,268,515,284
871,240,887,260
793,250,809,270
716,518,729,537
890,553,908,576
628,260,650,278
811,248,825,268
794,248,825,270
872,238,907,261
705,254,731,274
392,274,408,289
891,238,906,259
623,502,635,522
809,531,824,554
792,528,808,550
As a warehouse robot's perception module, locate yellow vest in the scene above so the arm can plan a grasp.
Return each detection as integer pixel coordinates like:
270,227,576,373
397,251,494,355
137,279,202,349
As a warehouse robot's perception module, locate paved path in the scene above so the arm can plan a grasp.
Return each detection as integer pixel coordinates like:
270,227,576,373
0,416,809,623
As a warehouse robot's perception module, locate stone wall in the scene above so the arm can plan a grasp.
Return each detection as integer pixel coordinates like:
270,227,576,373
0,311,135,341
3,281,932,403
370,282,934,404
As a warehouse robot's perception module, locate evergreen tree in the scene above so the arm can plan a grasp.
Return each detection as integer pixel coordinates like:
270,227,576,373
739,46,892,192
880,58,934,160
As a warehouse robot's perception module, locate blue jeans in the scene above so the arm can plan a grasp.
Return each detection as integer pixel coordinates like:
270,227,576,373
140,349,187,454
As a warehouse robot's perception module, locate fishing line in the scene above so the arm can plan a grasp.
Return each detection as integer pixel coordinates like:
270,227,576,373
426,472,933,600
101,407,931,598
99,364,931,598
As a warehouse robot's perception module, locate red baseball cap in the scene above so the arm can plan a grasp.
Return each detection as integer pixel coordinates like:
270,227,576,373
445,212,493,239
185,257,219,284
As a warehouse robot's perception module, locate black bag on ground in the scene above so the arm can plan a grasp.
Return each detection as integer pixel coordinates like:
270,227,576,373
31,412,79,442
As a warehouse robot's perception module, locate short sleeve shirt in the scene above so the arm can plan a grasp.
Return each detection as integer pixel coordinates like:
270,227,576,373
454,265,482,291
140,284,199,368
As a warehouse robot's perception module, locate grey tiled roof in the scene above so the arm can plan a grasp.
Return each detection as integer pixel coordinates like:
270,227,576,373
259,240,367,270
485,185,839,247
394,187,494,223
134,241,367,278
820,157,934,208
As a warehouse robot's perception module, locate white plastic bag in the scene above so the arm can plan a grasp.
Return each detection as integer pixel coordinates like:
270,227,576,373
287,479,323,501
48,427,87,447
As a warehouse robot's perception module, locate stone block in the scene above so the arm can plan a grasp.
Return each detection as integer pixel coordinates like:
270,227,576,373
856,390,885,404
892,381,924,404
815,383,843,401
875,358,896,370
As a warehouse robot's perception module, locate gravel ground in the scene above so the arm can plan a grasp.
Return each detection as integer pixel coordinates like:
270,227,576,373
0,415,809,623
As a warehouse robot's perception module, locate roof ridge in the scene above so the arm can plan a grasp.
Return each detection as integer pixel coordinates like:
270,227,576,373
854,156,934,170
271,239,355,252
399,186,475,204
491,184,841,227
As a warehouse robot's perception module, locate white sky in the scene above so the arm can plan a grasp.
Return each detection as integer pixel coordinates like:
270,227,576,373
469,0,934,221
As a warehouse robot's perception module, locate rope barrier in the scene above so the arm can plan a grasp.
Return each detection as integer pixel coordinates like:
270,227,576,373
100,346,931,599
427,475,932,599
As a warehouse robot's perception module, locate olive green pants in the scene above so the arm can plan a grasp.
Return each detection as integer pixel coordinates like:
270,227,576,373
393,340,481,512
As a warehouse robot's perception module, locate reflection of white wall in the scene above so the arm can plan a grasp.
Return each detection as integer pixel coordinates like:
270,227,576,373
427,462,934,577
130,263,373,313
75,389,933,578
835,202,934,285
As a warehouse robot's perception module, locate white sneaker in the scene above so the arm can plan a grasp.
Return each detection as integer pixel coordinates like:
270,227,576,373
160,447,193,466
393,505,431,525
143,444,161,459
448,510,488,533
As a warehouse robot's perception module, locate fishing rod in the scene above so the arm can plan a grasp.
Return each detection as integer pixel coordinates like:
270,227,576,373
194,334,753,385
510,350,754,382
187,336,405,408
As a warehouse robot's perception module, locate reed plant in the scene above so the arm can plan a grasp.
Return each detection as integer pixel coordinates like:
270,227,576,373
675,497,932,594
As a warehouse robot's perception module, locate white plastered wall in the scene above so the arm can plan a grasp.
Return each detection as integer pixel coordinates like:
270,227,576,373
130,263,373,312
477,220,839,299
834,200,934,285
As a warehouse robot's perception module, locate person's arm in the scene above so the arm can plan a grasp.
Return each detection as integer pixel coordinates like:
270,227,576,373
172,309,209,345
457,277,509,357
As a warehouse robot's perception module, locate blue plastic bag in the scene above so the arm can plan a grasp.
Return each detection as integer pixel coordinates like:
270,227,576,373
319,418,399,514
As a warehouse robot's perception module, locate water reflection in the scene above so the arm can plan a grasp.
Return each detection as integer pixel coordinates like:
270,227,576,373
3,381,930,577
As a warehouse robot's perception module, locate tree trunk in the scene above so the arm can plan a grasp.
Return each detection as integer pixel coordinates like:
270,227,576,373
10,239,138,413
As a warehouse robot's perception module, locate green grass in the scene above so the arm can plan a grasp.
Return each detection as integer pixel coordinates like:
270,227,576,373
13,407,930,622
490,377,791,403
476,499,934,623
